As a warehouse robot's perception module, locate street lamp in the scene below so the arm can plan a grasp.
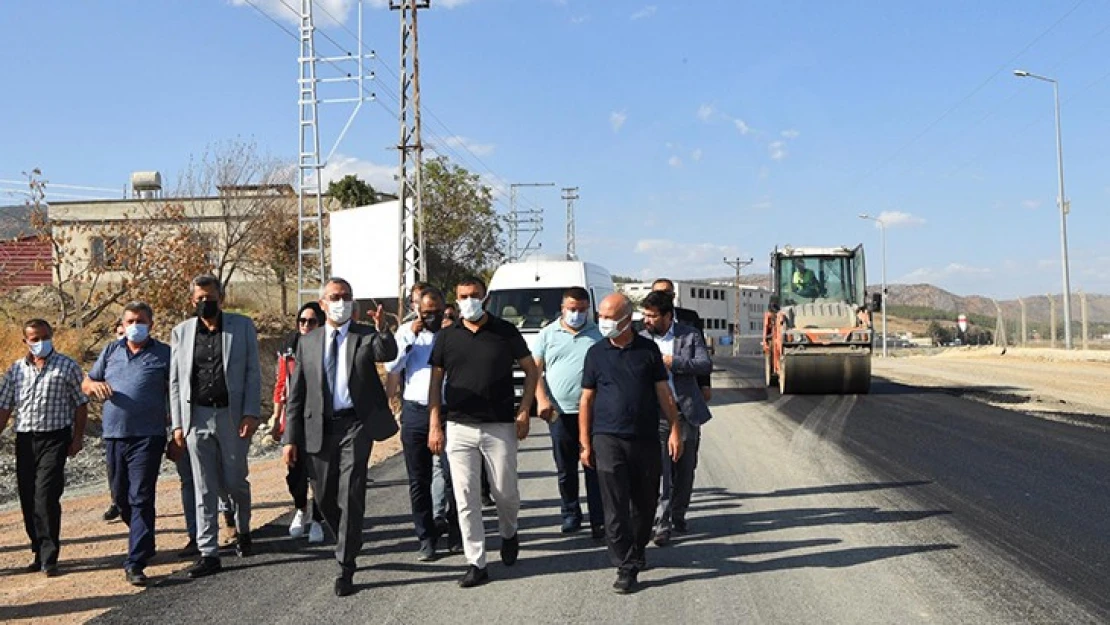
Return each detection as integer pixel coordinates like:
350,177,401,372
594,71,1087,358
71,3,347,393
1014,69,1073,349
858,213,887,358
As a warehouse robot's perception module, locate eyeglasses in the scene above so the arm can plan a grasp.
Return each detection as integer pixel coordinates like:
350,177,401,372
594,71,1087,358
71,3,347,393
298,317,319,326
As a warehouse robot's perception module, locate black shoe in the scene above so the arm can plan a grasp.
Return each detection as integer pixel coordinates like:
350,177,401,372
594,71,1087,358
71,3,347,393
103,503,121,522
186,556,222,579
125,567,149,587
590,525,606,540
417,539,436,562
500,533,519,566
481,493,495,507
433,517,450,538
334,574,354,597
235,534,253,558
42,565,60,578
448,530,463,554
560,516,582,534
177,540,200,558
222,511,236,528
673,519,688,534
652,530,671,547
25,558,41,573
458,565,489,588
612,570,637,594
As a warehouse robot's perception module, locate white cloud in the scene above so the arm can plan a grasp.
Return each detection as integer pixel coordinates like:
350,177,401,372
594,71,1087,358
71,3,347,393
769,140,787,161
875,210,925,228
441,135,495,157
697,104,715,122
781,129,800,139
610,110,628,132
1021,199,1041,210
691,148,703,162
668,155,683,168
321,153,396,192
899,263,992,283
733,119,751,135
570,14,590,24
630,5,657,20
633,238,746,280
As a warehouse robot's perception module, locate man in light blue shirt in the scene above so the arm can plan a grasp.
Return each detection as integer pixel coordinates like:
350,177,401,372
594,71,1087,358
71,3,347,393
385,286,461,561
534,286,605,536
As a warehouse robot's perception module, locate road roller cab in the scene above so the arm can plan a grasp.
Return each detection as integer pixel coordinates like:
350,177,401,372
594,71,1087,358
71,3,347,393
762,245,875,394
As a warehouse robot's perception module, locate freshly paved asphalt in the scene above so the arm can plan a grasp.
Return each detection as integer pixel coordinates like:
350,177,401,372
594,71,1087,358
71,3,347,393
83,357,1108,624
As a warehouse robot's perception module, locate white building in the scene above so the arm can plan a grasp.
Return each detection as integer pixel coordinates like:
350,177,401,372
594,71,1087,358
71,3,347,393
618,281,771,352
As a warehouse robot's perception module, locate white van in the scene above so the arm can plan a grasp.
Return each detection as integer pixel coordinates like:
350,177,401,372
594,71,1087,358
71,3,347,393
486,254,615,405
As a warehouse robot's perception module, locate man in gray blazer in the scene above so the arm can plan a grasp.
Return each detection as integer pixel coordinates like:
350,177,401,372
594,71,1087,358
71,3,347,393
170,274,262,579
639,290,713,546
283,277,398,597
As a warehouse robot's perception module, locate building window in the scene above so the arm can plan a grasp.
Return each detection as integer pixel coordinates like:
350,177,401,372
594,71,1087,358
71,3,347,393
90,236,133,271
690,287,696,299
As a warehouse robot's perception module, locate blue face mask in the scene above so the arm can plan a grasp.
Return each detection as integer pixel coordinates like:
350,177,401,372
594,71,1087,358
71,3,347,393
125,323,150,344
28,339,52,358
564,309,587,329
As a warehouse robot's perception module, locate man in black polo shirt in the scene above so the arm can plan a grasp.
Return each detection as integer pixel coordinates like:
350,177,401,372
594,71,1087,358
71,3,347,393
428,276,539,588
580,293,683,595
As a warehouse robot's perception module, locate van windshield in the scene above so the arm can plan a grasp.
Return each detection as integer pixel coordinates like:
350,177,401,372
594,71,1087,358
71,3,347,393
487,288,564,330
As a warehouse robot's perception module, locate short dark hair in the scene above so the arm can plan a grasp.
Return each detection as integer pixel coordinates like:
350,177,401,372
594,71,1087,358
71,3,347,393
122,301,154,322
444,303,457,312
411,281,432,297
191,274,224,297
457,276,486,296
323,277,353,295
420,286,446,305
642,291,674,316
562,286,589,302
651,278,675,292
24,318,52,338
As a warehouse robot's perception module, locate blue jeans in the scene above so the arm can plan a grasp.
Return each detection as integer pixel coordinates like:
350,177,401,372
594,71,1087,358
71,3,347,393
400,401,458,542
550,412,603,527
106,436,166,570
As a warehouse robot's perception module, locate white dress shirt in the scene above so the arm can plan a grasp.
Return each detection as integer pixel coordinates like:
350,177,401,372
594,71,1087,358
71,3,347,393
651,320,677,397
326,321,354,411
384,321,437,405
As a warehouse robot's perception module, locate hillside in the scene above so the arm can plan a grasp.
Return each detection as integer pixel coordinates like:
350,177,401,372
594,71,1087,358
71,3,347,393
884,284,1110,324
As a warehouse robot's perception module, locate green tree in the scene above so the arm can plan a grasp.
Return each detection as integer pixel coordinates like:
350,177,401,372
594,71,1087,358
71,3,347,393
420,156,504,291
327,175,378,208
925,320,954,346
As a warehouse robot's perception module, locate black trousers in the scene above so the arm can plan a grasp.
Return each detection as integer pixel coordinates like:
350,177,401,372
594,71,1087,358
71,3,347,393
550,413,603,527
16,429,71,568
309,416,372,576
286,451,323,522
593,434,661,574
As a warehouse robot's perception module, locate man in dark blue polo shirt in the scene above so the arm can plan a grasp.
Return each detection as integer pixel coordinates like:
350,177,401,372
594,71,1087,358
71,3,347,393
83,301,172,587
428,276,540,589
579,293,683,595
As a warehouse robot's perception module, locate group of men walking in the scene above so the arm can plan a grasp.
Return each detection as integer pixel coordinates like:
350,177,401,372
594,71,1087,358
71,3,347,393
0,271,713,597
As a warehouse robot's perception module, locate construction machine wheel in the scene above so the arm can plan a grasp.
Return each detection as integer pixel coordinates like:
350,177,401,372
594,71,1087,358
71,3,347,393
764,352,777,387
778,353,872,395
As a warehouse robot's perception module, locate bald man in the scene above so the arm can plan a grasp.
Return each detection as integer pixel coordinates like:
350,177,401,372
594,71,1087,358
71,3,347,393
579,293,682,594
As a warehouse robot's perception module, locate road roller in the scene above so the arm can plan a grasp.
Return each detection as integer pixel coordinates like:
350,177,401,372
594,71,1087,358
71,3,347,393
762,245,876,394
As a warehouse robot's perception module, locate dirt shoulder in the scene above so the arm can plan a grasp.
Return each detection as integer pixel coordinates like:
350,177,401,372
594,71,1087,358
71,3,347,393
0,435,401,625
873,348,1110,424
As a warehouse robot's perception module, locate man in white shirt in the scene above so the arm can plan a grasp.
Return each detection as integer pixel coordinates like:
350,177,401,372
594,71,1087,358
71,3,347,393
386,286,461,561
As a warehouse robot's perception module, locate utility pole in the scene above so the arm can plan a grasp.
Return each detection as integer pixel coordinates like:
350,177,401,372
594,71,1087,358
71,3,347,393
1018,297,1027,346
562,186,579,258
723,256,753,357
992,300,1007,348
508,182,553,261
391,0,430,315
1047,293,1057,348
1080,290,1089,350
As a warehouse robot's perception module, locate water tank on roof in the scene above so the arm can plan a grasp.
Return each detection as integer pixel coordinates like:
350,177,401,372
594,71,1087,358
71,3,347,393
131,171,162,198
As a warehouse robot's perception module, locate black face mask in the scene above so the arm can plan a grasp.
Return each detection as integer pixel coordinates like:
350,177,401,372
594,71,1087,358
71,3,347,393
196,300,220,320
422,312,444,333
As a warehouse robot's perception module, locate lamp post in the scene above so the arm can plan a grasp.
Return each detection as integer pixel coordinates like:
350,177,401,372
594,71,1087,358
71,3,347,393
858,213,887,358
1014,69,1073,350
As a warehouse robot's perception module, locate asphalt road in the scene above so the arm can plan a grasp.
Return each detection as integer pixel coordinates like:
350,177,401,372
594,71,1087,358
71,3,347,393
89,358,1109,624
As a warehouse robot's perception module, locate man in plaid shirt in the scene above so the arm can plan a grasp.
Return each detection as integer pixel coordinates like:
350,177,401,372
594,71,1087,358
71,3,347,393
0,318,89,577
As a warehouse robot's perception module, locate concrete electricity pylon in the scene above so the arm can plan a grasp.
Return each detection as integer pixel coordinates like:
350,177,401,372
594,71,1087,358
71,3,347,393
390,0,430,314
561,187,579,258
723,256,753,357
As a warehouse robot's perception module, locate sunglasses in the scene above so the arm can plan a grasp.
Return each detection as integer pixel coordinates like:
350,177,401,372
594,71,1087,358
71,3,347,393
298,317,319,326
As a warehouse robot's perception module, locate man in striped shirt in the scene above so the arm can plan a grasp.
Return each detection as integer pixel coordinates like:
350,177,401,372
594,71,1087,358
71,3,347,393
0,318,89,577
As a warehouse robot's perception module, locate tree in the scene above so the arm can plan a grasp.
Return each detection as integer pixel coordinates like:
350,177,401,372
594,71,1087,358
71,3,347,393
327,175,378,208
925,320,954,346
611,274,639,284
420,156,504,291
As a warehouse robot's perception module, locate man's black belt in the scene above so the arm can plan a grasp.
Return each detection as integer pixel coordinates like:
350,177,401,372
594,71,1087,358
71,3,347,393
329,408,357,421
192,399,229,408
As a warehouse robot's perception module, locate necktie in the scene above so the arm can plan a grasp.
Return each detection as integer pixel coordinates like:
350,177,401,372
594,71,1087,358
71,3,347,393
326,330,339,397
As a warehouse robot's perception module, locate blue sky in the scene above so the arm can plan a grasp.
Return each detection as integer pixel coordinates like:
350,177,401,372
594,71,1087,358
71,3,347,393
4,0,1110,298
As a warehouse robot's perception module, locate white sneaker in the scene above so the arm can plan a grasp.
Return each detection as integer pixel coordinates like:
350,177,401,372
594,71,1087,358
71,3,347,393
289,509,306,539
308,521,325,544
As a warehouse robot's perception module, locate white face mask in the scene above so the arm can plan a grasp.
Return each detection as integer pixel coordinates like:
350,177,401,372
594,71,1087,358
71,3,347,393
598,316,627,339
564,309,587,329
327,300,354,325
28,339,53,358
457,297,484,322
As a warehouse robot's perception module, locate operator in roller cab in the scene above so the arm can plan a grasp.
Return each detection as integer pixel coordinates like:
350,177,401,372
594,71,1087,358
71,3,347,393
791,259,821,298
